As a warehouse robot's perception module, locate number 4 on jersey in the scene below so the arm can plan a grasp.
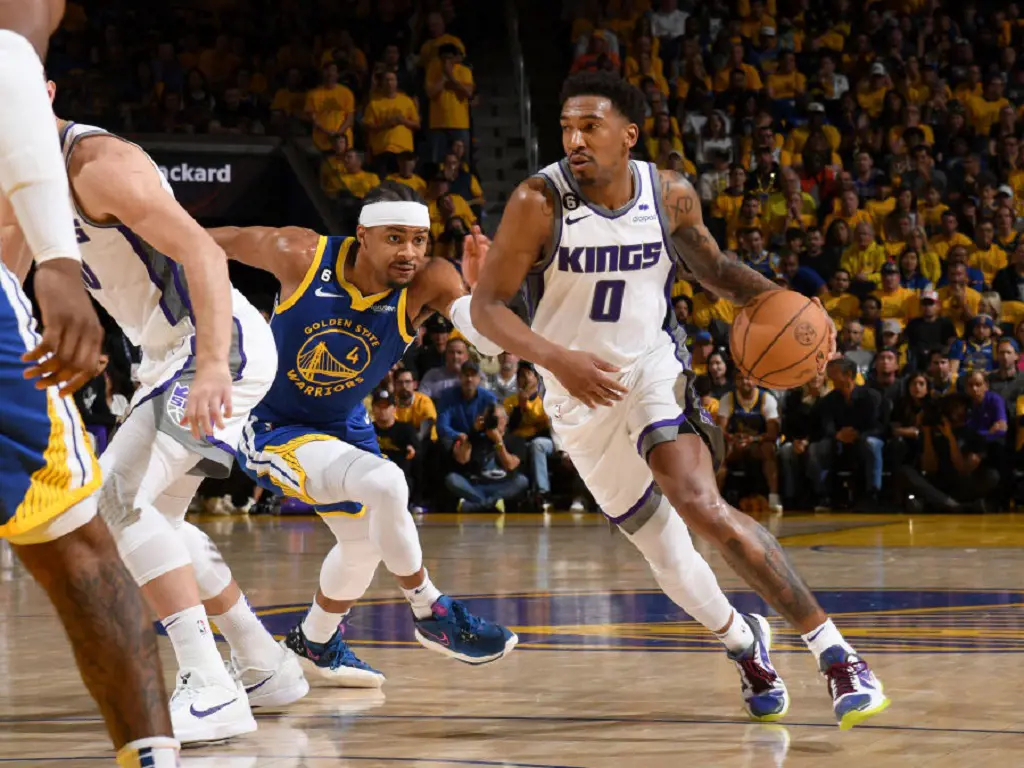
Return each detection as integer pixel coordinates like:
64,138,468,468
590,279,625,322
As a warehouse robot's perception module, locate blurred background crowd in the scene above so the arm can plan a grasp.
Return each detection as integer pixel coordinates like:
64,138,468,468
51,0,1024,517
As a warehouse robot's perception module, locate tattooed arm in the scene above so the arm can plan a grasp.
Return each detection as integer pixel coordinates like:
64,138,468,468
660,170,781,306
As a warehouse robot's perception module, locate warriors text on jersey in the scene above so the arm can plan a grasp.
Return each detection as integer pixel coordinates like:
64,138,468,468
253,235,415,431
524,158,689,376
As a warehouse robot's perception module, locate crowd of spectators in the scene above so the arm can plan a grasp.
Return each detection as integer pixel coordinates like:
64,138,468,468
54,0,1024,515
563,0,1024,513
48,0,485,237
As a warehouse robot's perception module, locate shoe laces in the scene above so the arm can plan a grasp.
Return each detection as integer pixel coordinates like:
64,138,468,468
738,653,778,693
825,659,867,698
448,599,487,637
322,629,367,669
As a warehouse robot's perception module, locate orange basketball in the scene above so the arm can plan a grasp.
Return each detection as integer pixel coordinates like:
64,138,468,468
729,290,830,389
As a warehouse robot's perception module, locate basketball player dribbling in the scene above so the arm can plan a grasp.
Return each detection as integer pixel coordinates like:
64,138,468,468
470,72,890,729
0,1,179,765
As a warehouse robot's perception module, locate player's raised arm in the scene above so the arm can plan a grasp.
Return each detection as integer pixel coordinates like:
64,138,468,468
659,170,780,307
71,137,233,438
470,178,627,408
209,225,321,299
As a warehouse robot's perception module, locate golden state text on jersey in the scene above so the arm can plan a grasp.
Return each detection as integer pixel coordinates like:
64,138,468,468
253,236,414,430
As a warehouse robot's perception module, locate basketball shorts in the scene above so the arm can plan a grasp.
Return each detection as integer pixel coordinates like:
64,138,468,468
542,342,720,533
122,298,277,480
0,263,100,544
237,405,377,517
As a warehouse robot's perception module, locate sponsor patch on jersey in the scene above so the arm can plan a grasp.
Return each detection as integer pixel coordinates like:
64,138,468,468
166,381,190,427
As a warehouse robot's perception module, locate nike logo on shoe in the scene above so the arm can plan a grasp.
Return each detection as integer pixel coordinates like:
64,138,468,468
190,698,238,718
419,629,450,647
565,214,591,226
244,677,273,694
314,287,345,299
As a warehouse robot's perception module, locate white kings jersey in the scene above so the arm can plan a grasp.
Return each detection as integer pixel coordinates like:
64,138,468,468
59,122,246,356
525,158,690,374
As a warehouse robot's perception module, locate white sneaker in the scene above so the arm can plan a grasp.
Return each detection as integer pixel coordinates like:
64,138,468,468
170,668,257,744
228,647,310,708
569,498,586,513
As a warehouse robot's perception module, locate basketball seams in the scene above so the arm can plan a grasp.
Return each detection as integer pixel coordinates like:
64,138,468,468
755,330,829,381
738,291,771,362
740,296,814,378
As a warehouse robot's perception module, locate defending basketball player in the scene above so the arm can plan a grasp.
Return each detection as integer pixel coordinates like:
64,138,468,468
0,3,179,766
470,72,890,729
206,182,516,683
34,85,310,744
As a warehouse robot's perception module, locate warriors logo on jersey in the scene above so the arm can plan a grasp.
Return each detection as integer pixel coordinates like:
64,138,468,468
289,318,380,396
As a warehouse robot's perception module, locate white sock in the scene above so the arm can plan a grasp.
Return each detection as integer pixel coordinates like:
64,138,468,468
0,31,82,264
801,618,854,658
116,737,180,768
714,608,755,653
211,595,282,669
768,493,782,508
401,569,441,619
302,602,345,644
161,605,231,685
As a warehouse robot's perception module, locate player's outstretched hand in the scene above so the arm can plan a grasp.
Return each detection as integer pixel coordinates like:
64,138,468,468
549,349,628,408
182,360,234,440
23,258,105,397
462,224,490,291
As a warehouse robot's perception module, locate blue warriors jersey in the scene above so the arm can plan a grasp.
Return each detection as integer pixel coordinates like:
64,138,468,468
240,235,414,516
726,389,769,436
254,235,415,432
949,338,995,374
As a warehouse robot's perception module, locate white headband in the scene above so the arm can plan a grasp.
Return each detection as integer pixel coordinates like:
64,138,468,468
358,200,430,229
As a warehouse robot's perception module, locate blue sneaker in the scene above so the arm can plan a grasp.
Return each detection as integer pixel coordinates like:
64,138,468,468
819,646,890,730
284,622,385,688
413,595,518,664
726,614,790,722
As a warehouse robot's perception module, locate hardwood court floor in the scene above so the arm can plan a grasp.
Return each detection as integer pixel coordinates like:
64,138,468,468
2,511,1023,767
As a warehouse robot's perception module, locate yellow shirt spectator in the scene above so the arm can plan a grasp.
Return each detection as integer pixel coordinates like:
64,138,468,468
936,285,982,336
426,55,475,130
725,214,764,251
929,231,973,261
919,201,949,231
967,95,1010,135
857,85,887,118
396,391,437,432
321,155,380,198
692,293,737,328
1001,300,1024,329
420,33,465,69
428,193,477,238
305,76,356,150
767,69,806,100
872,285,917,327
866,197,897,231
503,393,550,440
970,243,1008,285
363,88,420,155
840,242,888,285
672,279,694,299
270,87,307,119
712,191,745,222
784,123,841,154
823,207,873,234
823,292,860,328
386,173,427,195
714,63,763,92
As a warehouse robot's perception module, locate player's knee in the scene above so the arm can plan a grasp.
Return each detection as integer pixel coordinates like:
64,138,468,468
113,505,191,587
361,459,410,512
178,521,232,601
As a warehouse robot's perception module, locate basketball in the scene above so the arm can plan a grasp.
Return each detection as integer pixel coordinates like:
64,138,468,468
729,290,830,389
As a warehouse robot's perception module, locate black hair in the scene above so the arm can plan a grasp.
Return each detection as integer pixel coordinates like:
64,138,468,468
362,179,426,207
827,357,858,378
559,71,647,127
438,43,461,58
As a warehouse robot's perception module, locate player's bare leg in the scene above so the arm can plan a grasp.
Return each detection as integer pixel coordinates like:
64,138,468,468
649,432,890,729
14,515,180,766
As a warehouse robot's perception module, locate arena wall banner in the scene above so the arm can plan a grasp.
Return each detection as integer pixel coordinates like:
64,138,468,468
132,136,286,222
